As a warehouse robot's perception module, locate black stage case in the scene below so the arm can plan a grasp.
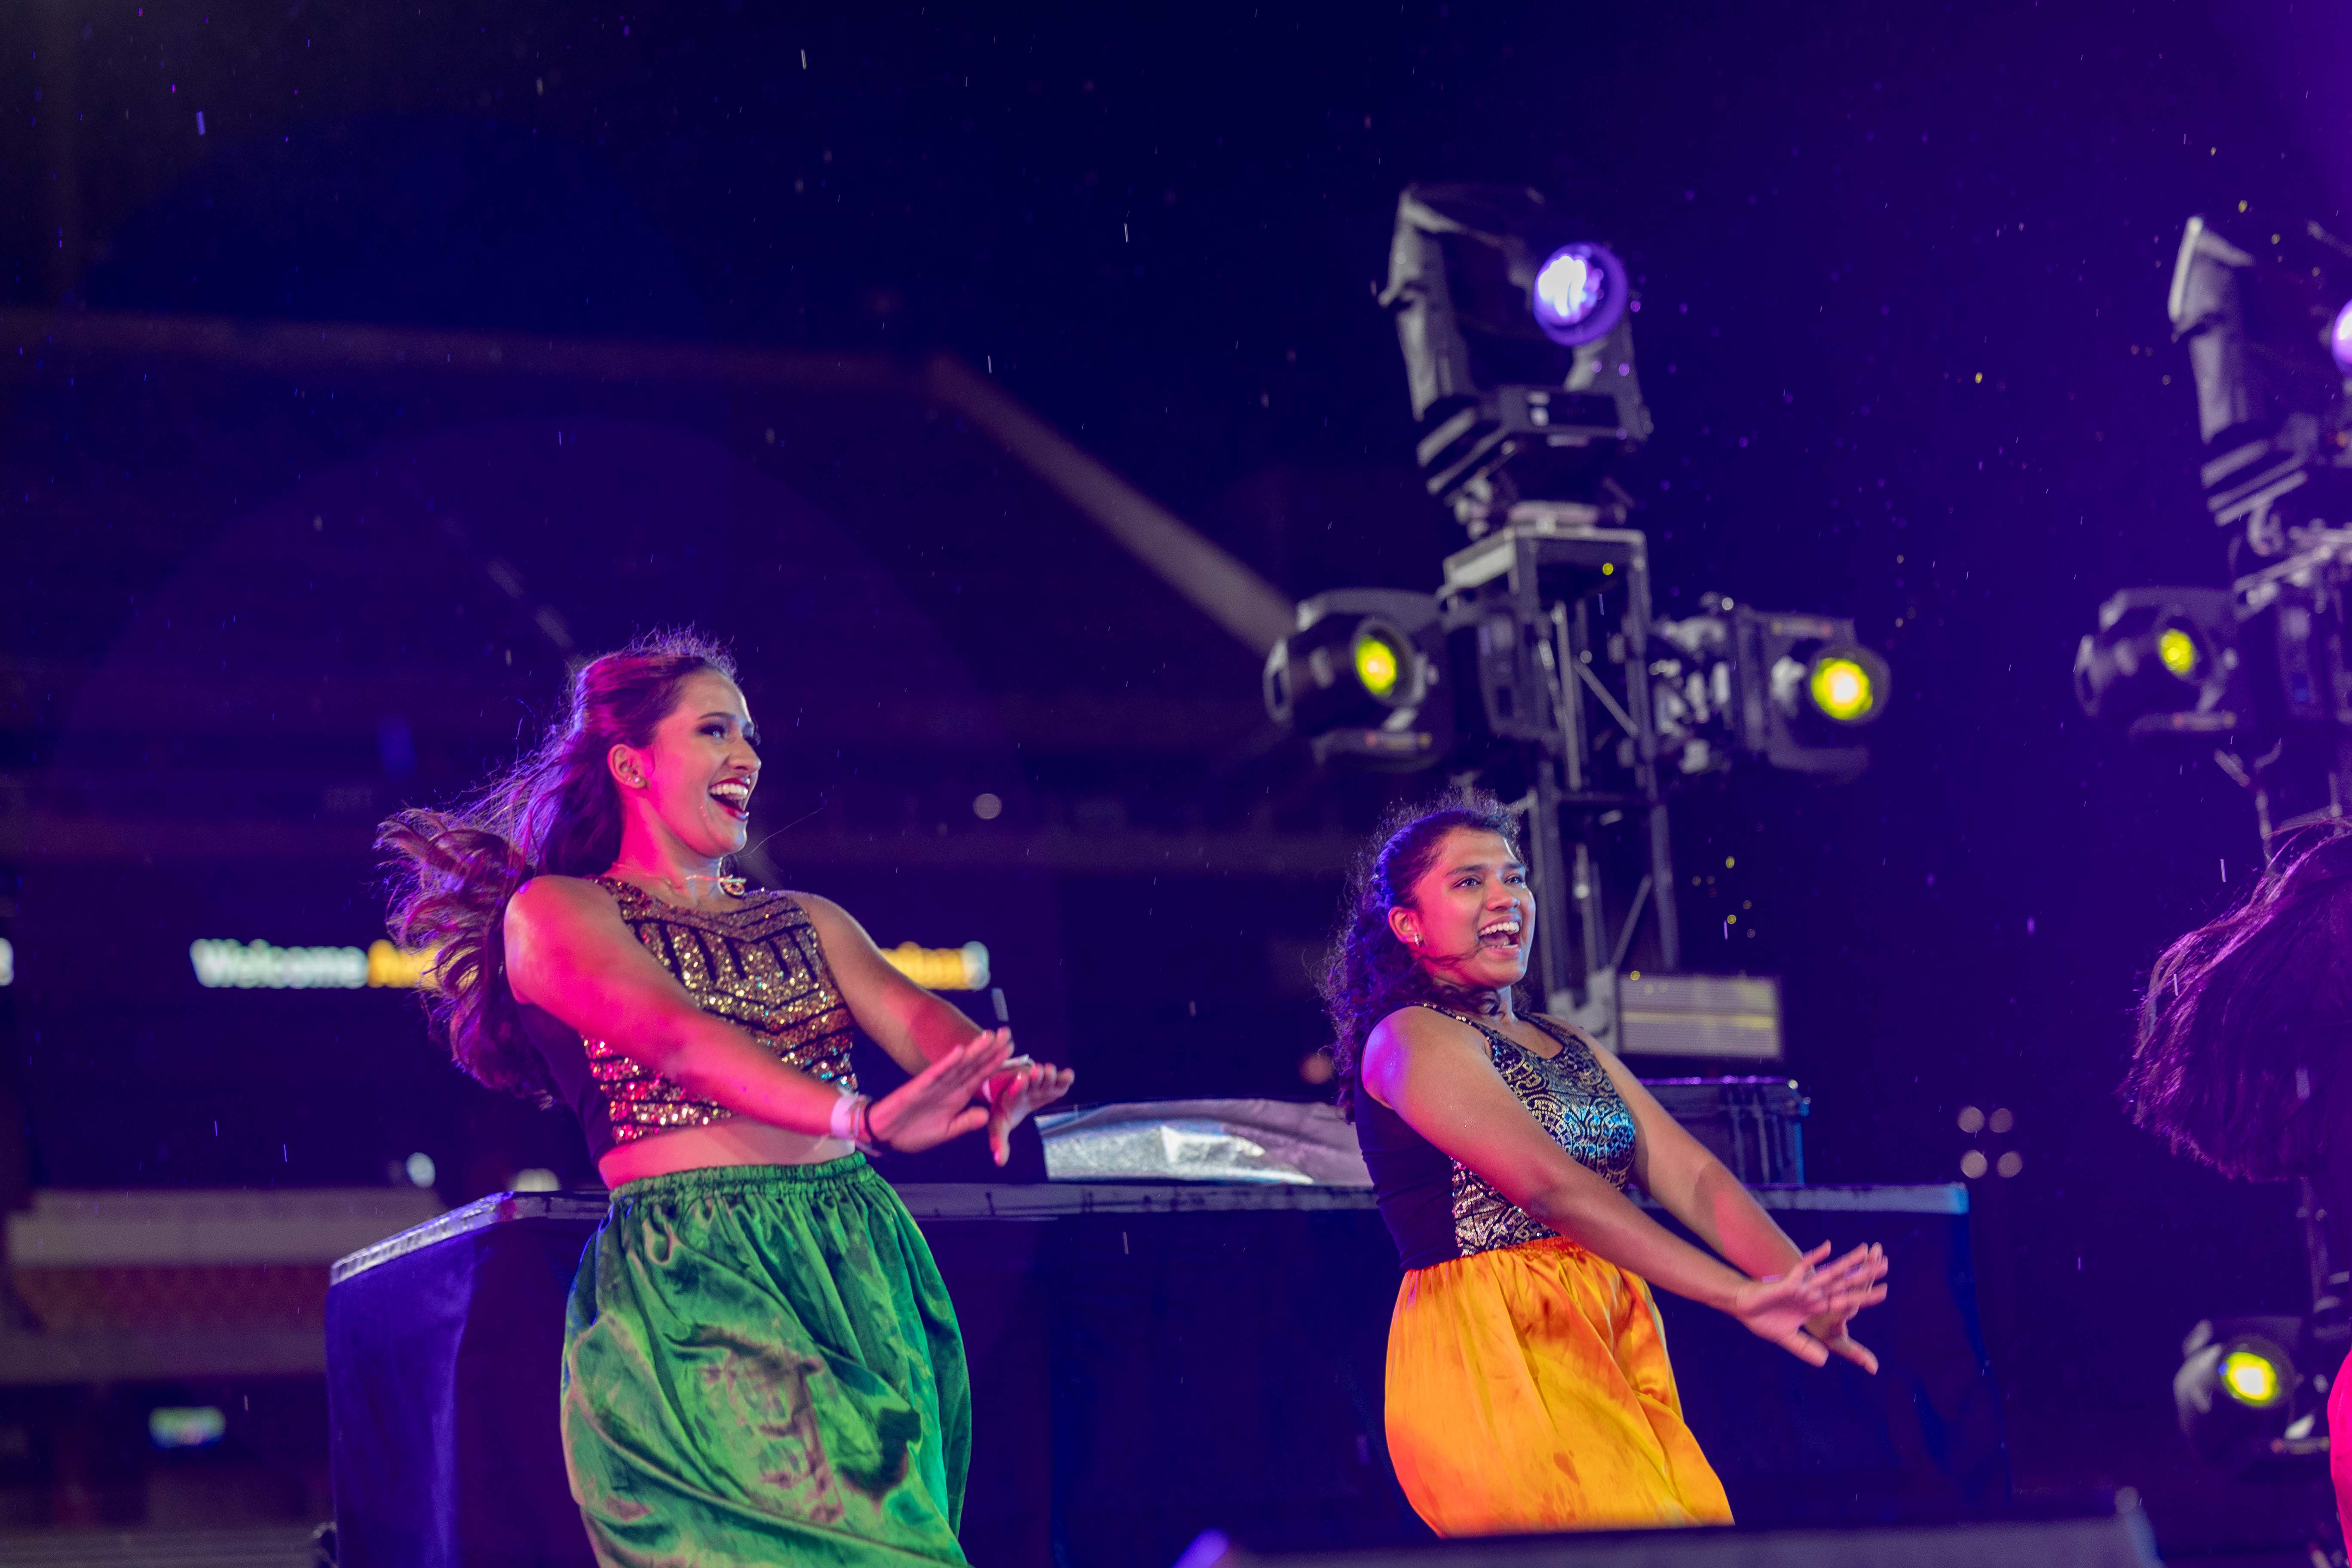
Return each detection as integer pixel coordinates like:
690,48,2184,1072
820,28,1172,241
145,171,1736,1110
326,1181,2000,1568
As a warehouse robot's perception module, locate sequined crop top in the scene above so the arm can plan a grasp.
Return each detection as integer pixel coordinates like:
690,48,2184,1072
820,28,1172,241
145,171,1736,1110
514,876,860,1162
1354,1004,1638,1271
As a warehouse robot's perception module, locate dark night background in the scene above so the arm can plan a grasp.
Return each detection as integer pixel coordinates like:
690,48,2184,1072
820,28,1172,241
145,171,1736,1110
5,0,2352,1551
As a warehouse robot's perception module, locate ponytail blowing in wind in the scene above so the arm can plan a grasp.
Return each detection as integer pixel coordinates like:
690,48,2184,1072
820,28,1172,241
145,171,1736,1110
1320,791,1525,1121
2126,826,2352,1181
378,629,738,1099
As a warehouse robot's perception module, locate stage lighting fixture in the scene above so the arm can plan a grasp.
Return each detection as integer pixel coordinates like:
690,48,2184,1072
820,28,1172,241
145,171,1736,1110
1272,180,1896,1024
1354,629,1405,700
1268,576,1892,783
2158,627,2200,679
1740,609,1891,772
1530,242,1629,348
2173,1316,2324,1476
2167,215,2352,548
1381,184,1651,527
1648,599,1891,779
2221,1347,2284,1407
1808,655,1880,723
1775,640,1889,738
2073,587,2245,741
2083,223,2352,1473
1648,610,1736,775
1262,589,1447,768
2112,214,2352,836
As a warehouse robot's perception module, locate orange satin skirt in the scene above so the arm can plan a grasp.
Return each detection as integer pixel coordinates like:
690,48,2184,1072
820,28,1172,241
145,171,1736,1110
1384,1235,1732,1536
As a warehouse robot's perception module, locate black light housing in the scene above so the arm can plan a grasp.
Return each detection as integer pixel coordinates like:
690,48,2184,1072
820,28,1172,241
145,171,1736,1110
2169,216,2352,548
2174,1315,2325,1478
1763,619,1892,759
2081,217,2352,840
1380,184,1651,527
1263,590,1448,769
1652,599,1891,781
2074,587,2245,740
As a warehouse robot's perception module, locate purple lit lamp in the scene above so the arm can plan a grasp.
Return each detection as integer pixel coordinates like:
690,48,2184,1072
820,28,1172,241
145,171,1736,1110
1528,242,1630,347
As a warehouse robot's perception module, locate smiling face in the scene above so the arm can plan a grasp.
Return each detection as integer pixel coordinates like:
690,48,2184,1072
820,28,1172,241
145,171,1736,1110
1387,827,1535,995
608,670,762,863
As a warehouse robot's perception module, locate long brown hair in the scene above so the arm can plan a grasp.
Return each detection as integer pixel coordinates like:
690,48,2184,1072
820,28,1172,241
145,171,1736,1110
1319,791,1527,1120
378,629,738,1099
2126,826,2352,1180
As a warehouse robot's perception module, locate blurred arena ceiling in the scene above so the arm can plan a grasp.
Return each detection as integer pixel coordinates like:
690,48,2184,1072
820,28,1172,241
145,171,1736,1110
0,309,1369,879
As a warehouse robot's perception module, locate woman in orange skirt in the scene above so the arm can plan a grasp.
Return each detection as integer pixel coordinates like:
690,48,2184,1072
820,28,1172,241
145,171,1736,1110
1323,796,1889,1536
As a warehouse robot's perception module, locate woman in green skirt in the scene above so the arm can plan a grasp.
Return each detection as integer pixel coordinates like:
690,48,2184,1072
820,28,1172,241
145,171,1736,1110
381,631,1072,1566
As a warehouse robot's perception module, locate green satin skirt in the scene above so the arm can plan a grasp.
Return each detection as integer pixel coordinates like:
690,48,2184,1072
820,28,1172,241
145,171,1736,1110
561,1158,971,1567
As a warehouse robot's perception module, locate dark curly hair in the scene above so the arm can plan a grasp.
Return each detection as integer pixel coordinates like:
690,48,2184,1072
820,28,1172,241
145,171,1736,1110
2126,825,2352,1180
377,628,738,1100
1320,790,1528,1120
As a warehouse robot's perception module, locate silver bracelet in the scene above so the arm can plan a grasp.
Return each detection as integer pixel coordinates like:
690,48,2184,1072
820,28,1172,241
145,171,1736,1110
827,1090,867,1143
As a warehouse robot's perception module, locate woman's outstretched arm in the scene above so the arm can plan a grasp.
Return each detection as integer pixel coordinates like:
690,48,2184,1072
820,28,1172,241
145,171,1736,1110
506,875,1007,1150
798,893,996,1071
1361,1006,1883,1366
1560,1018,1886,1372
799,892,1073,1163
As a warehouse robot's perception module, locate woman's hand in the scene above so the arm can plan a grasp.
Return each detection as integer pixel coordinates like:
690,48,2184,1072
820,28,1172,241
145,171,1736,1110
980,1044,1077,1167
1803,1243,1889,1373
865,1032,1015,1153
1730,1241,1890,1366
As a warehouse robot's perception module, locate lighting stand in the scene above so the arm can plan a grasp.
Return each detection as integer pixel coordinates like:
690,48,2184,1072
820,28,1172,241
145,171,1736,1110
1438,500,1680,1043
2225,531,2352,841
2092,217,2352,1535
2298,1177,2350,1351
2230,539,2352,1347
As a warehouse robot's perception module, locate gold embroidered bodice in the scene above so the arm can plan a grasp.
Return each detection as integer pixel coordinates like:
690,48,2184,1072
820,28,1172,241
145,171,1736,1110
585,876,859,1143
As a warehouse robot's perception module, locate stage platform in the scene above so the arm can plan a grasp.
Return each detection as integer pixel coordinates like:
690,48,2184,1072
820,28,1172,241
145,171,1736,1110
327,1180,1998,1568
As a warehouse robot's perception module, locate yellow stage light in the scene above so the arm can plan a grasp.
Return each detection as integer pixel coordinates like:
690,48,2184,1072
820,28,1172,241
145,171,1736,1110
1809,656,1878,723
2220,1348,2285,1408
1354,630,1404,701
2156,626,2200,679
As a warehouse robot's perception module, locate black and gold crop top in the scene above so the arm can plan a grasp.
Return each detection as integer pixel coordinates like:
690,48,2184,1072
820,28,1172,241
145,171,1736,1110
1354,1004,1638,1271
514,876,860,1162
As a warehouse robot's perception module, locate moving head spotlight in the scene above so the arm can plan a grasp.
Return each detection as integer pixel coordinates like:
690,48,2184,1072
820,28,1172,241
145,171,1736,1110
1266,584,1890,782
2079,216,2352,836
1263,590,1448,769
2173,1315,2326,1478
2169,216,2352,551
1381,184,1652,530
1651,597,1892,781
1273,184,1894,790
2074,587,2245,740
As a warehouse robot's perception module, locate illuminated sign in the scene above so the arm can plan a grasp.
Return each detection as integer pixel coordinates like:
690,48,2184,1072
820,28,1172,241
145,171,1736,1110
366,942,439,988
880,942,990,991
188,936,976,993
188,940,437,991
149,1407,227,1449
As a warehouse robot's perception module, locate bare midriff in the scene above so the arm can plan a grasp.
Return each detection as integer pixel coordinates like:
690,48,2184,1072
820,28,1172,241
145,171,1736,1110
595,1116,854,1189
